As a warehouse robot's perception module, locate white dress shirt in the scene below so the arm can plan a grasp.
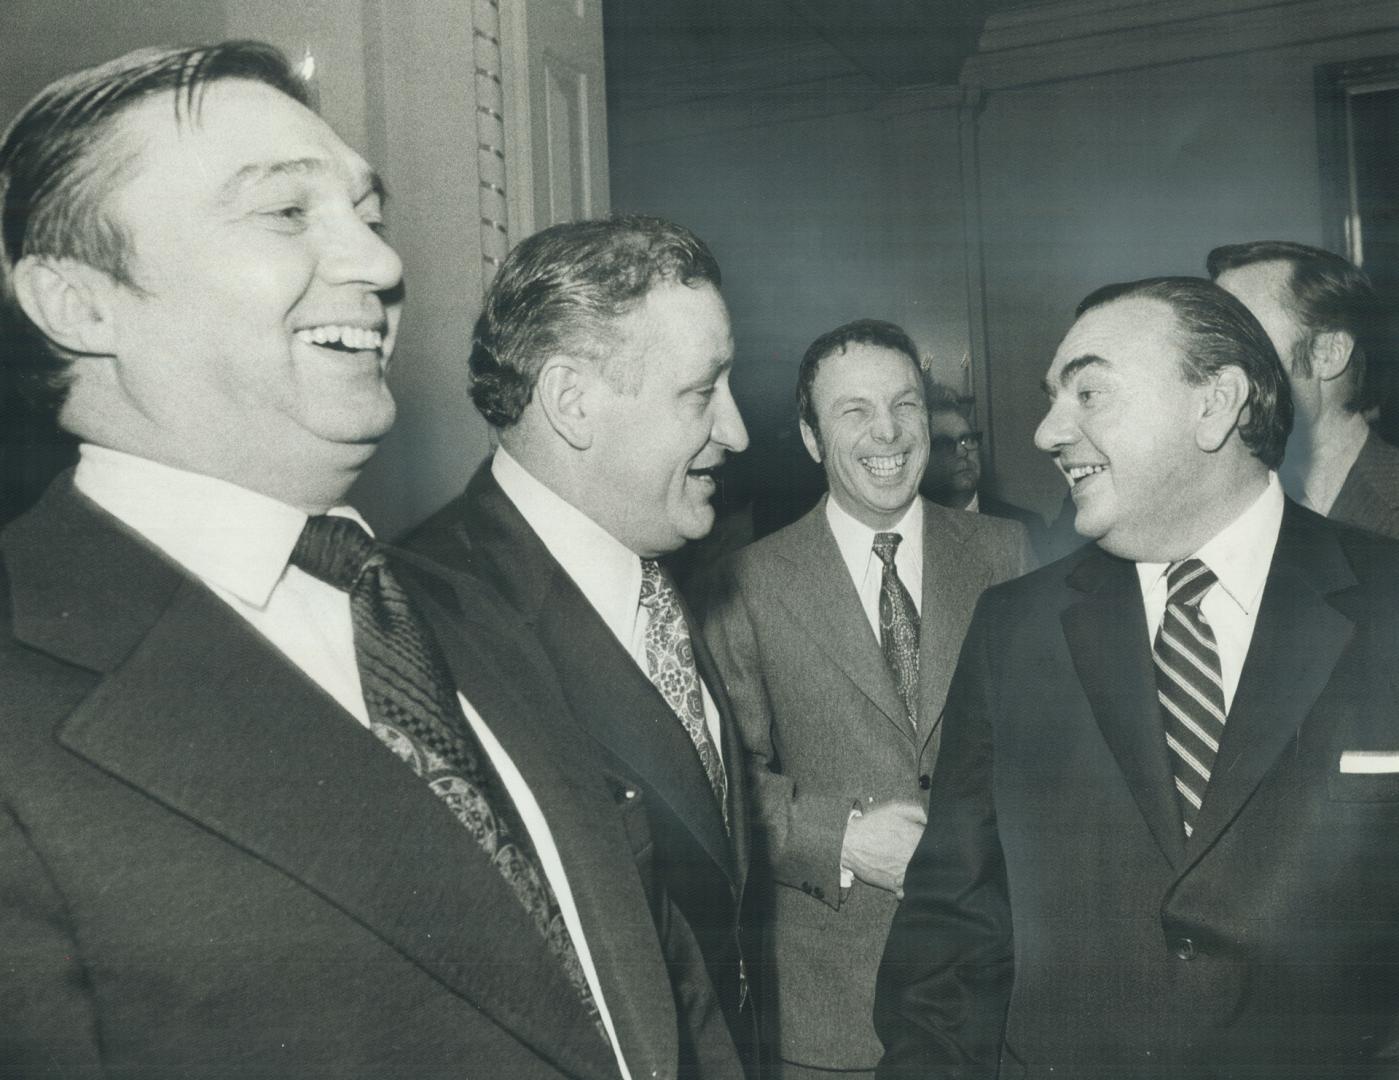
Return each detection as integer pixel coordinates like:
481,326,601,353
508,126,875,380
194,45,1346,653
825,493,925,639
824,494,925,887
1136,473,1285,712
492,446,724,753
74,443,632,1080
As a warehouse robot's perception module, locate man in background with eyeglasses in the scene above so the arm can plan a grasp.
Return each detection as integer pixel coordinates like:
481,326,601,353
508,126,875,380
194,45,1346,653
919,380,1050,563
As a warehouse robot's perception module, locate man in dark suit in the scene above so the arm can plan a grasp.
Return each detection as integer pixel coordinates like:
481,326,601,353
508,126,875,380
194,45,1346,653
876,276,1399,1079
1211,240,1399,539
702,321,1031,1079
0,44,735,1079
918,377,1050,562
404,217,759,1072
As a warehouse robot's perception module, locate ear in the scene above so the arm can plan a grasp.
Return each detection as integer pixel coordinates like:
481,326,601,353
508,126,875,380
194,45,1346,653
799,418,823,464
1195,365,1250,454
1309,329,1355,382
535,356,595,450
10,255,119,356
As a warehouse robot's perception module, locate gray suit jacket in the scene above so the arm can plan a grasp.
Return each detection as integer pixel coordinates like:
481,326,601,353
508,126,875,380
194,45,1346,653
700,496,1031,1069
1330,430,1399,540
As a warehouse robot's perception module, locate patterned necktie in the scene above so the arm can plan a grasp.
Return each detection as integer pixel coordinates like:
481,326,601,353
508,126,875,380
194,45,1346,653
290,515,604,1036
873,532,920,727
1153,558,1226,839
638,558,729,828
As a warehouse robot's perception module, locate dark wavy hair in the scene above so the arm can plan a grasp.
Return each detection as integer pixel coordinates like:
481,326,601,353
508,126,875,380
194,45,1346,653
0,41,306,413
1077,276,1293,469
468,214,721,428
1208,240,1386,413
796,318,922,436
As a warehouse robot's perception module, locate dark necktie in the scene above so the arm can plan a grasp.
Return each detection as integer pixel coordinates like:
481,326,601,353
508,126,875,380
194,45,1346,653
1153,558,1226,838
638,558,729,828
290,515,604,1036
872,532,920,726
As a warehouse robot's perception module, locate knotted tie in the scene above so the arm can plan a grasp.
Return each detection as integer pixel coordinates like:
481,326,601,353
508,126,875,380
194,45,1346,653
290,515,603,1035
1153,558,1226,838
872,532,920,727
638,558,729,828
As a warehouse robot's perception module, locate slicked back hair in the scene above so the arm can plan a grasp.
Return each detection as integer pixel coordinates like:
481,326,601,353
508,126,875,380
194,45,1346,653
0,41,307,411
797,318,922,436
468,214,722,428
1077,276,1293,470
1207,239,1385,413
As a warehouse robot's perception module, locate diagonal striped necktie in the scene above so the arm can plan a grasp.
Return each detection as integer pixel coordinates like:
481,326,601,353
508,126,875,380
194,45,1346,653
1153,558,1225,838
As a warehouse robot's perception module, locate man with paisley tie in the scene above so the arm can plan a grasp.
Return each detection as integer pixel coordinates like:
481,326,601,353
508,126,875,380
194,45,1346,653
876,278,1399,1079
700,320,1031,1079
404,216,759,1076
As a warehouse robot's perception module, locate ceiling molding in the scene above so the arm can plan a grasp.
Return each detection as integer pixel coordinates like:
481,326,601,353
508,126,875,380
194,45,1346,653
607,36,857,101
962,0,1399,90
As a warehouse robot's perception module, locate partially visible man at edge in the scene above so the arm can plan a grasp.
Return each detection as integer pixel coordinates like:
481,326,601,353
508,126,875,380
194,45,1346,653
403,216,760,1076
0,42,737,1080
1211,239,1399,539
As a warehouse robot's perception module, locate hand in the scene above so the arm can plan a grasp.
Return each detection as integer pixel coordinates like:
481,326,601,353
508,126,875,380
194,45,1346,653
840,799,928,899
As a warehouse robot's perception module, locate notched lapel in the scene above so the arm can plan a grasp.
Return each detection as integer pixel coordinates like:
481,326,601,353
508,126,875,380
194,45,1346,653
57,576,615,1080
769,507,912,741
1062,550,1185,868
1186,507,1357,861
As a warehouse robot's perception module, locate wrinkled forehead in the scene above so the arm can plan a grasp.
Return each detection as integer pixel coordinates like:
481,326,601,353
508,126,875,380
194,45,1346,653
1050,296,1179,377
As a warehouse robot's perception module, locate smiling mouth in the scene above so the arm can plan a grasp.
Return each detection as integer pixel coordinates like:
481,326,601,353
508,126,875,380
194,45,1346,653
293,323,386,353
1064,463,1106,486
860,452,907,479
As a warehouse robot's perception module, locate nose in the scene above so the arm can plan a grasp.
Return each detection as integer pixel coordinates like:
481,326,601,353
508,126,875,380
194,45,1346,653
870,404,899,443
1033,398,1074,454
321,212,404,294
713,380,749,453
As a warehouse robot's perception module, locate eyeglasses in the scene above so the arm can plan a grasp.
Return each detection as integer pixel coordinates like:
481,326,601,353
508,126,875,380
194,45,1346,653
929,431,982,455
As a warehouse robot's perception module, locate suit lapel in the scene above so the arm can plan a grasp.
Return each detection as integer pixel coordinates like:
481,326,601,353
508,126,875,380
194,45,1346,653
6,483,614,1080
917,503,972,756
1185,503,1356,861
463,466,738,888
769,502,912,741
403,559,679,1078
1061,548,1185,868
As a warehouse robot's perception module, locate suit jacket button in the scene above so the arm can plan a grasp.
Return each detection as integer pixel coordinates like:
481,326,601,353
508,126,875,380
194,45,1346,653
1172,937,1196,961
801,881,812,893
919,773,931,790
812,885,825,900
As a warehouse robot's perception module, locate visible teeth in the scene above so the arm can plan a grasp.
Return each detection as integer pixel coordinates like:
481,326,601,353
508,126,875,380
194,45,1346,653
860,453,906,478
1065,464,1106,483
294,325,385,350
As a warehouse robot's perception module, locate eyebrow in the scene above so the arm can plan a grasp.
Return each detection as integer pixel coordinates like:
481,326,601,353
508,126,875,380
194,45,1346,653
218,158,387,205
1041,353,1110,397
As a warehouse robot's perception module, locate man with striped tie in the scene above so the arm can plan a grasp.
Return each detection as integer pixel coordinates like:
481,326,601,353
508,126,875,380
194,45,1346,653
875,277,1399,1079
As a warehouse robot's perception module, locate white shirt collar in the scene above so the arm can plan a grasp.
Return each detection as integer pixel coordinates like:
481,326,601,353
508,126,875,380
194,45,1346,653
1135,472,1284,616
825,493,924,588
491,446,643,645
73,443,368,609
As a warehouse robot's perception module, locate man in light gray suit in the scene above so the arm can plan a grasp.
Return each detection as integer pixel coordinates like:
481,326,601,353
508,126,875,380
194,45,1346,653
701,320,1032,1079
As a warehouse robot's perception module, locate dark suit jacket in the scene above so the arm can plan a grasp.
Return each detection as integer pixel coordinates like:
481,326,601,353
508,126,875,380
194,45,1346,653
876,501,1399,1079
978,493,1050,565
0,476,729,1080
701,497,1031,1069
1331,430,1399,540
404,461,757,1068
